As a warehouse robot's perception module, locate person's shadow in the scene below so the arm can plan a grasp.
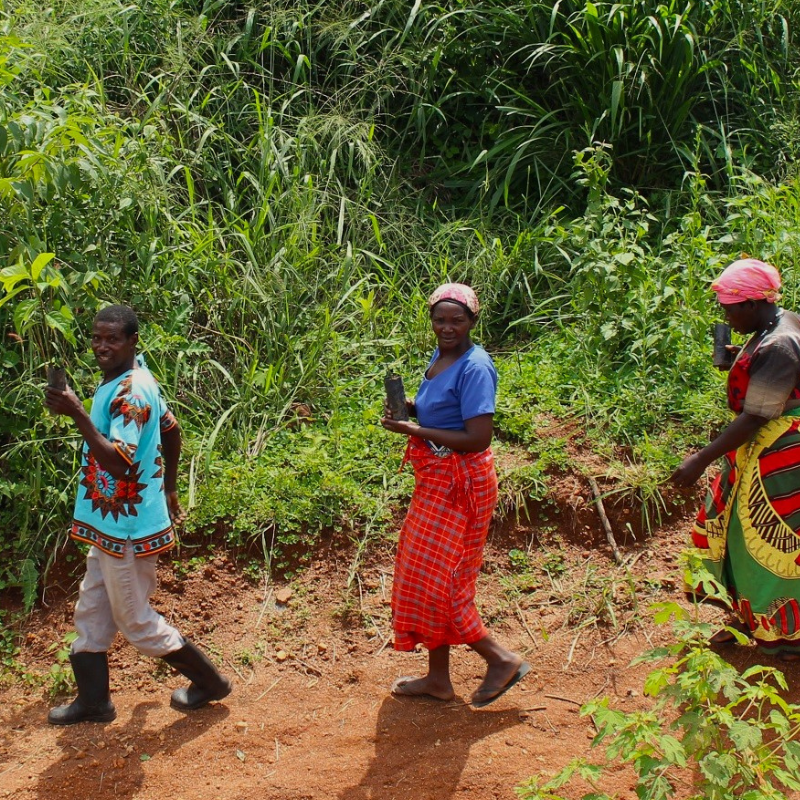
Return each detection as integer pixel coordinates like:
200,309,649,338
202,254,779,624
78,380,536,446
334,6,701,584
32,699,229,799
338,695,520,800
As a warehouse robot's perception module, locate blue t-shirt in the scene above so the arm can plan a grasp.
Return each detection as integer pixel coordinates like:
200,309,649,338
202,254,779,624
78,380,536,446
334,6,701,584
415,345,497,430
70,363,178,558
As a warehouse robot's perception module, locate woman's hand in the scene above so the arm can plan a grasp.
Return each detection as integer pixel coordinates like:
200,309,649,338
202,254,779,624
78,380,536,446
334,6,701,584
671,412,767,488
716,344,742,372
381,413,494,452
670,453,707,487
383,397,417,420
381,417,419,436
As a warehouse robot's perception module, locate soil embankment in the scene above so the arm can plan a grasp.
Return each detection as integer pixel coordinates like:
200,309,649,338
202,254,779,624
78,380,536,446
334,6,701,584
3,469,795,800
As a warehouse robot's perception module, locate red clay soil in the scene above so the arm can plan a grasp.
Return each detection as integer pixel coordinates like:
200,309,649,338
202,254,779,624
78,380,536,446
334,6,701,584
3,481,800,800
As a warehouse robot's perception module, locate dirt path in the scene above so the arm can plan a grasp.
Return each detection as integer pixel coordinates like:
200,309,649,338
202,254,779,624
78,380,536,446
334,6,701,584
1,502,789,800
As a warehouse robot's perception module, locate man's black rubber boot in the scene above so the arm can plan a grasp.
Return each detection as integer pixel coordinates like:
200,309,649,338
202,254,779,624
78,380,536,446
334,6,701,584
48,651,117,725
162,639,232,711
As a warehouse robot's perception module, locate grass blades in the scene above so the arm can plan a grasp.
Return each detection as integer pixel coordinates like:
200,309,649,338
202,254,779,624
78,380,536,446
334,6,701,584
1,0,800,592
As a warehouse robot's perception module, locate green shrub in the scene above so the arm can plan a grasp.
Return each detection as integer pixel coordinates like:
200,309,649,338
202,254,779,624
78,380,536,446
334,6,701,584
517,567,800,800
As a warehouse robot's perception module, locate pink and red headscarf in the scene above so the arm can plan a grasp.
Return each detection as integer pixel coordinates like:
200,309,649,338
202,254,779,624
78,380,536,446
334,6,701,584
711,258,782,304
428,283,480,316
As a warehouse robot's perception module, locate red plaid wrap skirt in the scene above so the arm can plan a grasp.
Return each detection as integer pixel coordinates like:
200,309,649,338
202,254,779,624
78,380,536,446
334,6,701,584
392,436,498,651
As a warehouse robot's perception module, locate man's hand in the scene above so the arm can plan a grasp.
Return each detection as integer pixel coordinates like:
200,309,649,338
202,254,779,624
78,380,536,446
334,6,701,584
44,385,84,419
166,490,187,526
45,384,130,478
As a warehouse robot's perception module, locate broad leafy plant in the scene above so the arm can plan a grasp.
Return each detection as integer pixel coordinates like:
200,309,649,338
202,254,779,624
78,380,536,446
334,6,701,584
517,562,800,800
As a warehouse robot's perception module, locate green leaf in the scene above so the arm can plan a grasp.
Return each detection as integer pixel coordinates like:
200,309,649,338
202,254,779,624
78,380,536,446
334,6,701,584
783,739,800,770
614,252,634,266
772,767,800,790
698,752,736,785
0,283,30,309
0,259,31,292
651,602,687,625
600,322,617,340
658,735,686,767
20,558,38,612
1,349,20,368
45,311,76,345
769,709,791,735
13,298,38,334
575,764,603,782
30,252,55,281
727,720,762,750
11,180,33,202
772,767,800,789
643,669,669,696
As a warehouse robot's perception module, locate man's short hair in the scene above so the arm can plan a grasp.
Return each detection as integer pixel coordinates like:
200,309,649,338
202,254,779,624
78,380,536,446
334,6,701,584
94,305,139,337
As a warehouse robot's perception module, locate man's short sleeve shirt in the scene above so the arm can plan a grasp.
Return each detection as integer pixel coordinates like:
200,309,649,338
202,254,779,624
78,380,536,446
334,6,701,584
71,365,177,557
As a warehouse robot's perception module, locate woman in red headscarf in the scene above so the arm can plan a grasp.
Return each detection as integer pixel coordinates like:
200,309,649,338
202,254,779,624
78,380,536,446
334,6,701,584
673,259,800,660
381,283,529,706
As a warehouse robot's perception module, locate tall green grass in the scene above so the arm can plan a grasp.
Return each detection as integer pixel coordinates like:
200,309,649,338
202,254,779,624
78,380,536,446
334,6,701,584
1,0,800,598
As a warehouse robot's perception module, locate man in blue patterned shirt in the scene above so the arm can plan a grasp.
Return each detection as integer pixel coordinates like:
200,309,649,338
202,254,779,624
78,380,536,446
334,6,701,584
45,305,231,724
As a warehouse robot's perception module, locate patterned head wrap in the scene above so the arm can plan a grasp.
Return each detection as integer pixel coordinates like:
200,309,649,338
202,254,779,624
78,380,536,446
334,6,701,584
711,258,782,304
428,283,480,317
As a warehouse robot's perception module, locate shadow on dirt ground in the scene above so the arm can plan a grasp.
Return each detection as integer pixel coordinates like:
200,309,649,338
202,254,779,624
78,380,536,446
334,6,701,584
30,701,229,800
338,695,521,800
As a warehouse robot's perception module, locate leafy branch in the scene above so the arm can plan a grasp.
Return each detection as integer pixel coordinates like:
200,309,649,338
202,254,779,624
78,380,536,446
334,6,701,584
518,567,800,800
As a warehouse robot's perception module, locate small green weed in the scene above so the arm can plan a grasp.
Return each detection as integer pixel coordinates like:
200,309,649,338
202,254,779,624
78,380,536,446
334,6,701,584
508,549,529,571
151,659,172,680
0,610,24,682
171,554,211,580
566,565,639,630
236,649,257,667
185,414,406,571
496,461,550,522
47,631,78,698
541,551,567,578
501,549,540,595
243,559,266,584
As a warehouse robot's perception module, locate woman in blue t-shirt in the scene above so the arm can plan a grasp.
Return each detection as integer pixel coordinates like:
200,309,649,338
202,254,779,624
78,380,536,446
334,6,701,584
381,283,529,707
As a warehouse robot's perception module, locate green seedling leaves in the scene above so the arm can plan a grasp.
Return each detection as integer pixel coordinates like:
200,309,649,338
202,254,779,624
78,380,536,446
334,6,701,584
520,592,800,800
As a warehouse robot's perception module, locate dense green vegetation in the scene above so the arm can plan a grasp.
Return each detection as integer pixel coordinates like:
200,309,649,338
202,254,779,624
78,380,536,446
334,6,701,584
2,0,800,603
518,600,800,800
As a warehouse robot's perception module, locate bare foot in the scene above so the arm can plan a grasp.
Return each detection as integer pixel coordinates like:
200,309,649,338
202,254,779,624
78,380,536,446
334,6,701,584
471,657,530,708
391,675,455,701
709,619,750,645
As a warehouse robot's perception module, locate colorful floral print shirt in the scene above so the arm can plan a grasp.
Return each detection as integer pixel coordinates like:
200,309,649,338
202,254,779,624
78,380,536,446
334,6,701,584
70,363,178,558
